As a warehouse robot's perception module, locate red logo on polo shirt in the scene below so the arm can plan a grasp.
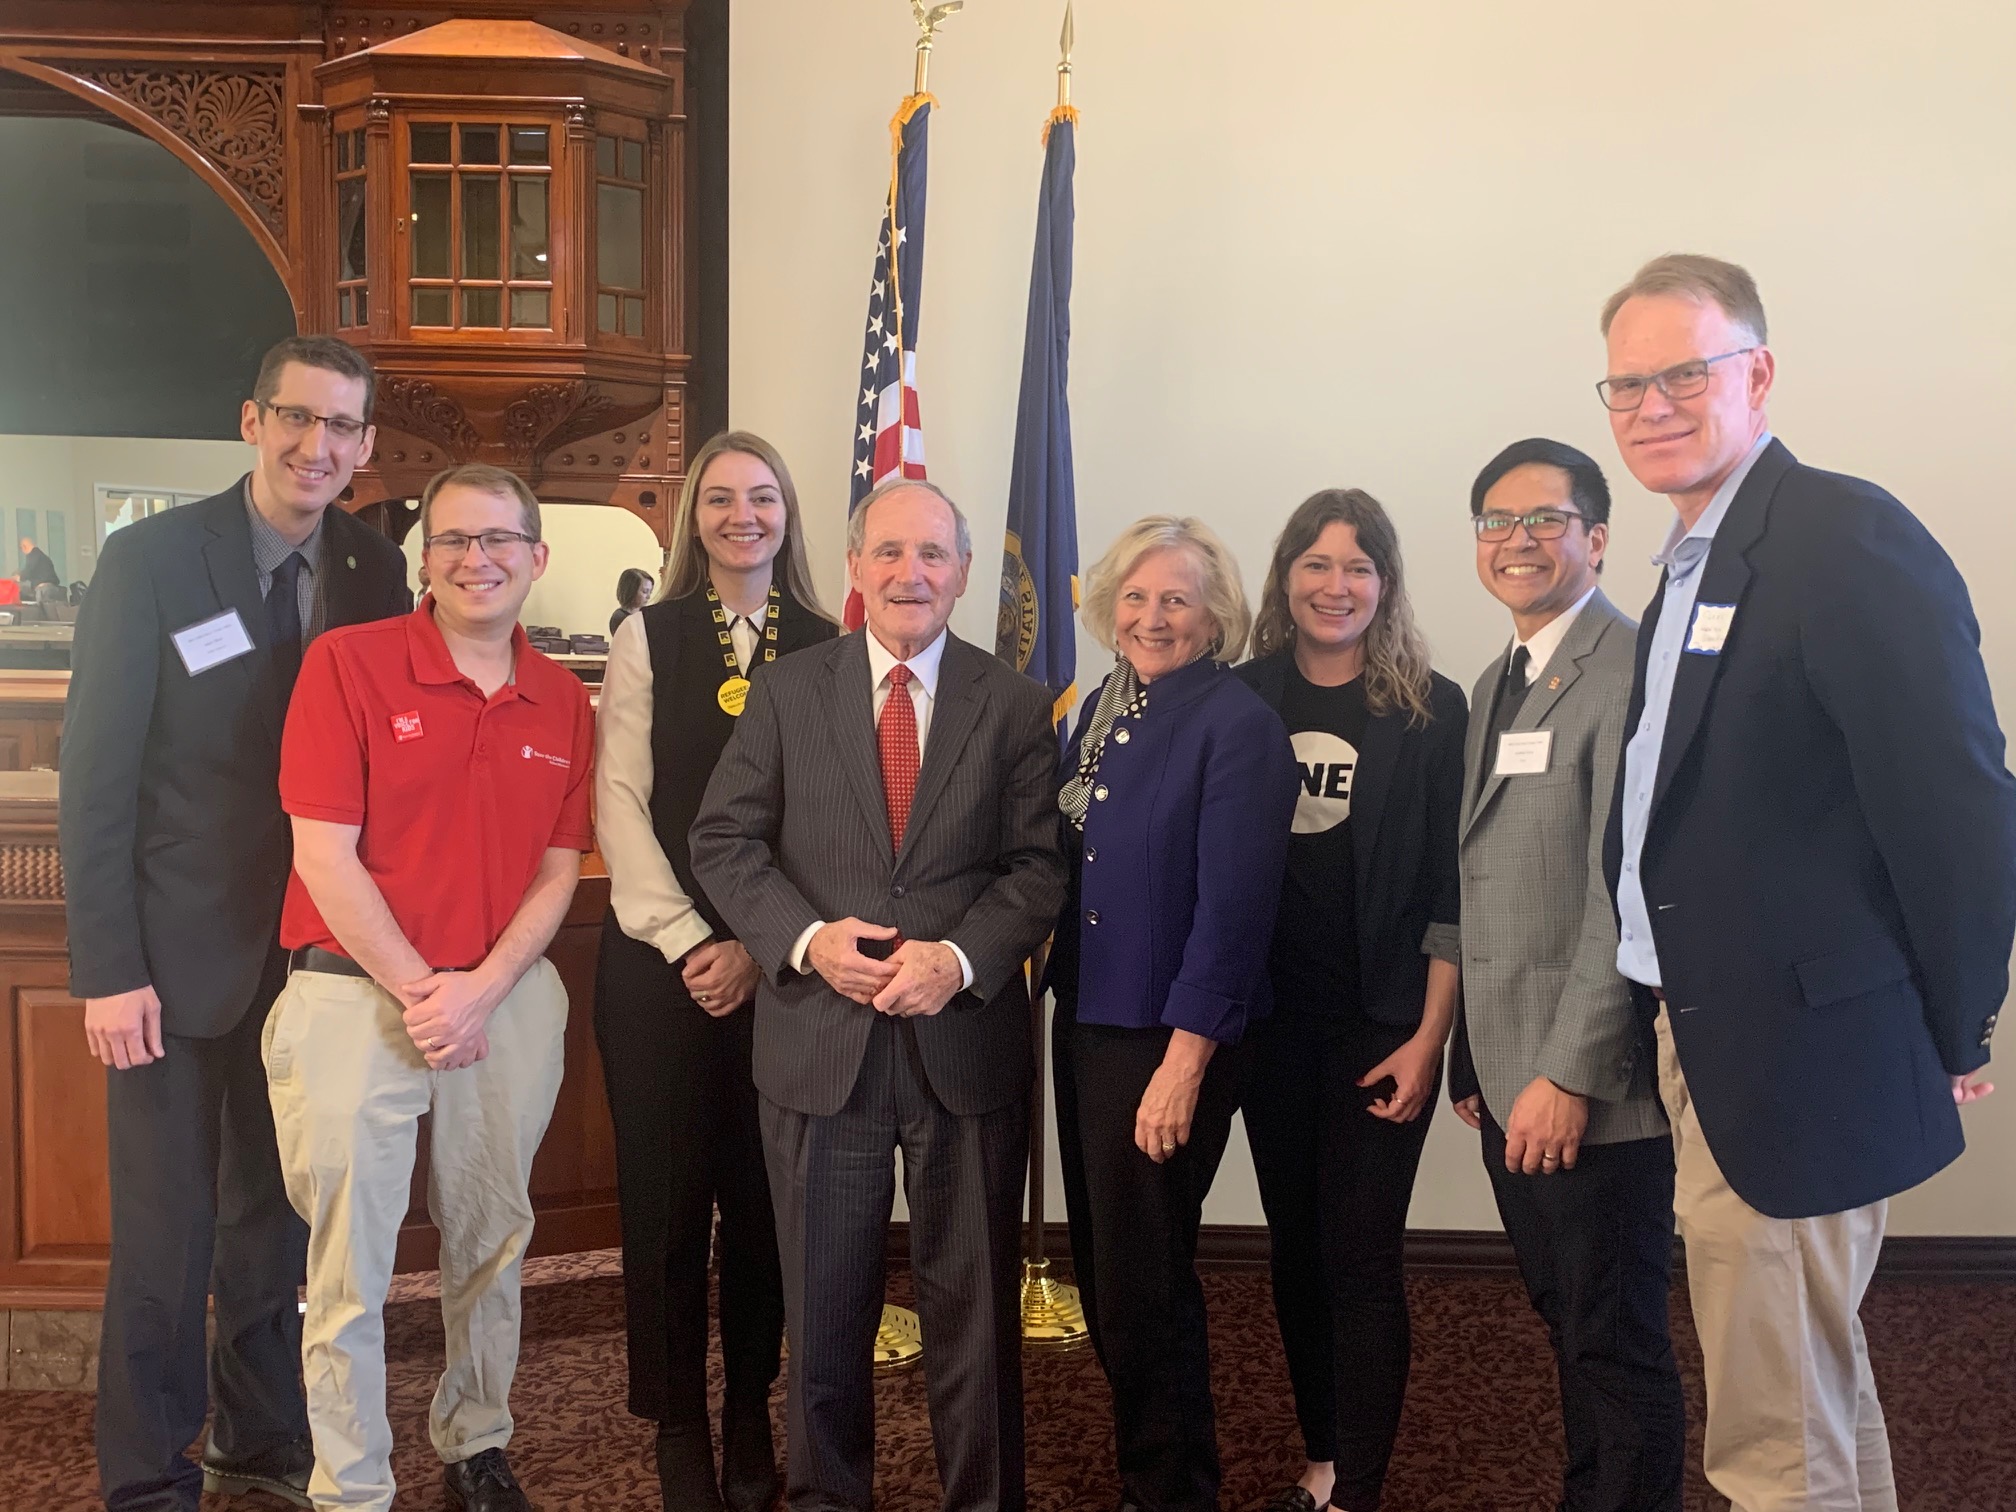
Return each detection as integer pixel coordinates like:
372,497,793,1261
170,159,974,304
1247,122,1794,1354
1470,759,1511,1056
391,711,425,743
520,744,570,769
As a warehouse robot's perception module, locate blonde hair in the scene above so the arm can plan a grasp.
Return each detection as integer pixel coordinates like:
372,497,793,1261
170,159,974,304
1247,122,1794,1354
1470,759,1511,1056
658,430,836,622
1081,516,1252,664
1600,253,1768,345
1250,489,1435,727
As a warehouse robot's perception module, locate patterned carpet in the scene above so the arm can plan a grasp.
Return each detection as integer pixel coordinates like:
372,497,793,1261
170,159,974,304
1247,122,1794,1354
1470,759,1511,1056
4,1249,2011,1510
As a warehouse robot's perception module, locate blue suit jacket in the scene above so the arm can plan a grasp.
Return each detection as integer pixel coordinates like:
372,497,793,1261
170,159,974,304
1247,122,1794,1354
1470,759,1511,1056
1048,656,1297,1045
1604,439,2016,1219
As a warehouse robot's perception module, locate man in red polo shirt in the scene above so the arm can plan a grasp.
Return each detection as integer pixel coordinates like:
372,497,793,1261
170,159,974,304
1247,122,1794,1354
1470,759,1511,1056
264,463,593,1512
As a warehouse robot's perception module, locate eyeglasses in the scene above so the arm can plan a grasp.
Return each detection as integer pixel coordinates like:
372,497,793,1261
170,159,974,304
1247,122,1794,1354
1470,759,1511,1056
1473,509,1588,542
258,402,370,443
1595,349,1755,412
423,530,539,559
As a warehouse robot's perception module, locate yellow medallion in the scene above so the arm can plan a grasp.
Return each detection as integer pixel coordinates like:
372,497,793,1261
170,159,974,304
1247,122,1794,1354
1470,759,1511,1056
717,675,751,716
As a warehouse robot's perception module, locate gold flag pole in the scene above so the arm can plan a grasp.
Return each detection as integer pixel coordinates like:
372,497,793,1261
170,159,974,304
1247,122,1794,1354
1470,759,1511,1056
1019,0,1091,1355
874,0,964,1377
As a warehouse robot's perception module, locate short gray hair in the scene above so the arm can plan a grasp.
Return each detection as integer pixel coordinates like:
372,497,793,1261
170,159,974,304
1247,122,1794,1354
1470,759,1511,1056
845,478,972,558
1600,253,1768,345
1081,515,1252,663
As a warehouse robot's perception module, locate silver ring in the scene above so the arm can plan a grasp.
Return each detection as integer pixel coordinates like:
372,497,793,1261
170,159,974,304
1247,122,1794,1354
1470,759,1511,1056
1542,1154,1560,1165
426,1036,439,1049
697,993,710,1003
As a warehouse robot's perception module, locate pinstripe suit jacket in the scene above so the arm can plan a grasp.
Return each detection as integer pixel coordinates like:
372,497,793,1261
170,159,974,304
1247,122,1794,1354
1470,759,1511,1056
1451,589,1666,1145
689,629,1067,1118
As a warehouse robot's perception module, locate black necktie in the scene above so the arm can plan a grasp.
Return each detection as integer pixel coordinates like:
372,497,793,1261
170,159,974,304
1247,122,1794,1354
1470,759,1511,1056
268,551,305,697
1492,645,1531,738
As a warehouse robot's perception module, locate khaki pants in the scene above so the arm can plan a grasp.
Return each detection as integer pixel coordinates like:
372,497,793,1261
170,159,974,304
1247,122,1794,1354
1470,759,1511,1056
1653,1006,1894,1512
265,959,566,1512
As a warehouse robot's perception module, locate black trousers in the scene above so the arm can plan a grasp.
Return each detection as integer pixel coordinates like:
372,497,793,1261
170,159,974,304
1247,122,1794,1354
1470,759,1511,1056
594,916,784,1428
1243,1010,1437,1512
97,952,308,1512
1481,1111,1685,1512
761,1014,1028,1512
1053,994,1248,1512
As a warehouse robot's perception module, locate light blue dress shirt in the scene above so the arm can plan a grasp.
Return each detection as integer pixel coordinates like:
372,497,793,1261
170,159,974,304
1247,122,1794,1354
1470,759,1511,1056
1615,432,1772,987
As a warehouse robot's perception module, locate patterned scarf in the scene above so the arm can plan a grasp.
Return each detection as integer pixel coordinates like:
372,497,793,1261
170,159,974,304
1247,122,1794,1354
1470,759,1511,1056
1059,659,1147,830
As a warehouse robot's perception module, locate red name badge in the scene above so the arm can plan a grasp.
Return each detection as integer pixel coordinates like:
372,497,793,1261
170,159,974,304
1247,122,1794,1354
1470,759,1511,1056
391,711,425,743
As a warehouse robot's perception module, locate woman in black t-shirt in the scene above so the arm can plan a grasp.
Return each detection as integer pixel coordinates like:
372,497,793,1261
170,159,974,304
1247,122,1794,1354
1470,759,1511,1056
1234,489,1466,1512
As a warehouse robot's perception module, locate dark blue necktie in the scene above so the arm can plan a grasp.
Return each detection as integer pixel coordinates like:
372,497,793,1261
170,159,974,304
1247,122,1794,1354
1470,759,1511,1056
268,551,305,697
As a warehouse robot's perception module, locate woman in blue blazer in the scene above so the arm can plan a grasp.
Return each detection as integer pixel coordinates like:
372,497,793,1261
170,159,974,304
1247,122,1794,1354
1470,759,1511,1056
1235,490,1466,1512
1049,515,1299,1512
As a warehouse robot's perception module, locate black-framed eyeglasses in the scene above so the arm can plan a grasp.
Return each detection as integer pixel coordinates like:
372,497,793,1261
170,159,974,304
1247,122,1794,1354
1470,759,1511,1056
258,402,370,443
1595,348,1755,412
1473,509,1588,542
423,529,540,558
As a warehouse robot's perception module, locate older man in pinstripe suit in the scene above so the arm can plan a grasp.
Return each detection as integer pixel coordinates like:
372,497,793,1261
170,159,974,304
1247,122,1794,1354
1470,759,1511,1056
691,479,1066,1512
1448,439,1685,1512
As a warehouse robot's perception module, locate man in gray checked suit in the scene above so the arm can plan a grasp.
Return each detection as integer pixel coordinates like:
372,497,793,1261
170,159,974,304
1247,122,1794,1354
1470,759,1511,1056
691,478,1066,1512
1448,439,1685,1512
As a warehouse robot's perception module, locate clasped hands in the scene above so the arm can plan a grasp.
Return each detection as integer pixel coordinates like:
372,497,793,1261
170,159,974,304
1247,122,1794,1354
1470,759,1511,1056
396,967,503,1072
808,918,961,1017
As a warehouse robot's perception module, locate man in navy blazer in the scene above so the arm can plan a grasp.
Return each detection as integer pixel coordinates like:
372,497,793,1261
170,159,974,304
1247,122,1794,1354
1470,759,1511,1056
1597,254,2015,1512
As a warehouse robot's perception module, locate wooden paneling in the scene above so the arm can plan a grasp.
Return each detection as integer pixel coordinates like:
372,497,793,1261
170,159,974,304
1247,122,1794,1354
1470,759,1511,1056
15,986,109,1256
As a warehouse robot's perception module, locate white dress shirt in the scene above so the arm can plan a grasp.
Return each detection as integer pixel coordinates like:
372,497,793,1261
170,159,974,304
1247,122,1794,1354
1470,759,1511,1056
595,611,717,963
788,627,974,988
1508,582,1600,683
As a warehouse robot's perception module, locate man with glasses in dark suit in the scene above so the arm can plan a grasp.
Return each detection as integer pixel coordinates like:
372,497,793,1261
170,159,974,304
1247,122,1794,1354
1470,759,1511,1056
61,335,410,1511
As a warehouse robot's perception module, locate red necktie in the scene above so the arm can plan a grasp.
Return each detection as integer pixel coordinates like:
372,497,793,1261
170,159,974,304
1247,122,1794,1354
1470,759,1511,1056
879,663,920,853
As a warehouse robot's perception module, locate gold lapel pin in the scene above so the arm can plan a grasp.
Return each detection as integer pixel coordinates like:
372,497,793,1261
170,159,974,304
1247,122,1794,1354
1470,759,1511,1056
346,555,357,569
1547,675,1562,690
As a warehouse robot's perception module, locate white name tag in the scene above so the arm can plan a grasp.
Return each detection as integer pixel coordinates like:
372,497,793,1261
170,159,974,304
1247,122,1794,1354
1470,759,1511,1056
1494,729,1553,776
1687,602,1735,655
170,609,256,676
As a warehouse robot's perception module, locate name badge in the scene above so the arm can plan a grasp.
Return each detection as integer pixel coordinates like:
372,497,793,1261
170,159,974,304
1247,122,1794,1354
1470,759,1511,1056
1494,729,1553,776
170,609,255,676
1687,602,1735,655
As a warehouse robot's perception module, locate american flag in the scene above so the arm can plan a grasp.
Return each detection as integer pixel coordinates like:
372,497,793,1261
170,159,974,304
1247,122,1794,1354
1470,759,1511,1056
846,95,934,629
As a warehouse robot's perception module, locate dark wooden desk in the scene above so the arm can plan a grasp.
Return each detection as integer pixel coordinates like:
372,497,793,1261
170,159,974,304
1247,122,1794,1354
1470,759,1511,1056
0,770,621,1309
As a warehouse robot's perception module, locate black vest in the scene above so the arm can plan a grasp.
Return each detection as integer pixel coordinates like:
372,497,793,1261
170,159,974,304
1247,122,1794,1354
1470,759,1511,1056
637,586,838,938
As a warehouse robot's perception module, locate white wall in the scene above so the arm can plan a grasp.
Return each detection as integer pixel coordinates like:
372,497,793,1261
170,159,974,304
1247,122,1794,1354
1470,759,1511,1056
730,0,2016,1234
0,434,247,581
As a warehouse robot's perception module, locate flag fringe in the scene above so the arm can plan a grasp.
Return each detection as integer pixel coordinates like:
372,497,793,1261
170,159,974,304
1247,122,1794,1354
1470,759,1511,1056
891,92,938,146
1041,103,1080,145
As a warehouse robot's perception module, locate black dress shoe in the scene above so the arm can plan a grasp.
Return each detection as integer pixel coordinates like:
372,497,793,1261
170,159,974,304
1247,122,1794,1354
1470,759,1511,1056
201,1436,313,1507
1256,1489,1322,1512
719,1399,780,1512
443,1448,534,1512
656,1424,725,1512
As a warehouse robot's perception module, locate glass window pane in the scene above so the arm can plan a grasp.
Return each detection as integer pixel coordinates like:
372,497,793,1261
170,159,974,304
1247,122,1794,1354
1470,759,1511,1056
510,177,549,278
338,177,367,282
352,129,366,167
598,293,618,333
596,134,617,177
339,289,352,327
412,287,452,326
411,173,450,278
510,127,549,165
621,138,645,182
460,124,500,165
623,296,644,338
461,175,500,278
411,123,451,163
597,182,644,290
355,286,369,325
510,289,550,329
336,132,349,173
463,287,501,327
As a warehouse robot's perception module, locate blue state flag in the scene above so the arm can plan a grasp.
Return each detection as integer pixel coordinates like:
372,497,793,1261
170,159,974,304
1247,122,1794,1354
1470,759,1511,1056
995,108,1080,735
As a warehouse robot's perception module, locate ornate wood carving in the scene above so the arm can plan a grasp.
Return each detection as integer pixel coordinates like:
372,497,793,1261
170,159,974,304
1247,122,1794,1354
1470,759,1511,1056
374,376,482,459
63,66,287,237
503,381,661,475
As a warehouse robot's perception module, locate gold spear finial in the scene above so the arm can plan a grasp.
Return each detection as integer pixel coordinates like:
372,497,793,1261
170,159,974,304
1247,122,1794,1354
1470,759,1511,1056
1058,1,1074,109
910,0,964,95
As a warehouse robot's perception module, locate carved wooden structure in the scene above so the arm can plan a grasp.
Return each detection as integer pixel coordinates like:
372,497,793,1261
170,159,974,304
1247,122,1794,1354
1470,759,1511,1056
0,1,701,541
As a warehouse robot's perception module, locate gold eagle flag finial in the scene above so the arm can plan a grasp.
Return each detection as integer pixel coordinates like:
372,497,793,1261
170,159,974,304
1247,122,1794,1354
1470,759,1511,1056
909,0,964,94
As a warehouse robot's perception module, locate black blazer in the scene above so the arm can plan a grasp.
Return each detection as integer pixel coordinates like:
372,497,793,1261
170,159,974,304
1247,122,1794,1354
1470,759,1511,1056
1603,439,2016,1220
691,631,1068,1117
60,482,411,1037
1237,649,1468,1027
